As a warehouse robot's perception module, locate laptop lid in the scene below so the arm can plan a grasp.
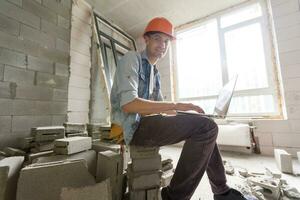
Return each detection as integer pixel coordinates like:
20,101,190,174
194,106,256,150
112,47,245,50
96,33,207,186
213,75,238,117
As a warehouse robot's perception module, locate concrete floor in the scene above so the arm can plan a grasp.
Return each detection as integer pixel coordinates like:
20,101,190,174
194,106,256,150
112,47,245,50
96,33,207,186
160,146,300,200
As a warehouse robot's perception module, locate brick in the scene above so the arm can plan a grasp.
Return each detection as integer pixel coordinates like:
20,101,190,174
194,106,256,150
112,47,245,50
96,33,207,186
131,155,162,172
68,86,90,100
274,149,293,174
24,0,57,24
53,89,68,101
56,38,70,53
32,126,65,141
54,136,92,155
4,65,34,85
70,39,90,56
36,72,68,89
71,15,92,37
70,50,91,67
130,146,160,159
16,85,53,100
72,2,91,24
0,13,19,36
20,24,55,49
41,19,70,42
0,47,26,69
12,115,52,133
92,141,121,154
67,111,89,123
12,99,36,115
69,64,90,78
51,101,67,115
0,116,12,134
63,122,86,133
0,64,3,81
16,160,95,200
27,55,54,73
71,27,91,47
39,46,69,65
58,15,70,29
52,115,66,126
0,99,13,116
0,0,40,29
55,62,69,76
0,82,16,99
42,0,71,19
69,75,90,89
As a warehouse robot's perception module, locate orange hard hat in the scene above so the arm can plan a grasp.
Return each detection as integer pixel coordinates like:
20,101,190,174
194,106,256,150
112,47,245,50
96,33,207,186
144,17,175,40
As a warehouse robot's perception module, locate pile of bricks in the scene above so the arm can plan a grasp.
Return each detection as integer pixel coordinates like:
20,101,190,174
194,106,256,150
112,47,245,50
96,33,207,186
63,123,88,137
127,146,162,200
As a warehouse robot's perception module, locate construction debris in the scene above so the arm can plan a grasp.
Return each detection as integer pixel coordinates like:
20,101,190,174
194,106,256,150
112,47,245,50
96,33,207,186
274,149,293,174
54,136,92,155
223,160,235,175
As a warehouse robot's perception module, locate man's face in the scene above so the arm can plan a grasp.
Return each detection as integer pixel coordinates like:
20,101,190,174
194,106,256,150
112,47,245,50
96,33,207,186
144,32,171,60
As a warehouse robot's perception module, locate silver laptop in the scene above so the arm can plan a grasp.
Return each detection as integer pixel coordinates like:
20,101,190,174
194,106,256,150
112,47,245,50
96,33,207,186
177,75,238,119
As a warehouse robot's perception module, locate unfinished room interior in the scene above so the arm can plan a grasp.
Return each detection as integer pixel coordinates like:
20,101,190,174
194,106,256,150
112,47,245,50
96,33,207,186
0,0,300,199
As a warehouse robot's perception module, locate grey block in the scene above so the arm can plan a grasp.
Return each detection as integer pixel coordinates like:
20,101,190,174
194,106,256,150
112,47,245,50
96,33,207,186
27,55,54,74
0,0,40,29
0,166,9,200
36,72,69,89
39,47,69,66
127,164,161,190
131,155,161,172
58,15,70,29
0,99,13,116
63,122,86,133
130,146,160,159
0,13,19,36
33,141,54,152
0,156,24,200
56,38,70,54
97,151,124,200
35,101,53,115
92,141,121,154
53,89,68,101
274,149,293,174
16,85,53,100
147,188,160,200
42,0,70,19
33,150,96,176
12,100,36,115
0,47,26,69
20,24,56,49
3,147,26,156
51,101,68,115
4,65,34,85
32,126,65,142
0,82,16,99
41,19,70,42
16,159,96,200
55,62,69,76
54,137,92,155
130,190,146,200
60,179,112,200
26,150,54,164
0,116,11,134
23,0,57,24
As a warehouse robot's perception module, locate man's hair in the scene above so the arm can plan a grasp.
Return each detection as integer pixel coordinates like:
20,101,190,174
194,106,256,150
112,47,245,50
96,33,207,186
144,31,161,37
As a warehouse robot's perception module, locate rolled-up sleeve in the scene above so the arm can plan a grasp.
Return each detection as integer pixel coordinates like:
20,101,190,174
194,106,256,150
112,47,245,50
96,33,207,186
117,51,140,107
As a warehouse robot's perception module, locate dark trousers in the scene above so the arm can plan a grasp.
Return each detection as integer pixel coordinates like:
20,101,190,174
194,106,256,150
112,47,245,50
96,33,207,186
130,114,230,200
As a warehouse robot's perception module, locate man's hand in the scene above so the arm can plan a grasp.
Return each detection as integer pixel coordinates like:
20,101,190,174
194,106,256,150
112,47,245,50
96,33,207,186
175,103,205,113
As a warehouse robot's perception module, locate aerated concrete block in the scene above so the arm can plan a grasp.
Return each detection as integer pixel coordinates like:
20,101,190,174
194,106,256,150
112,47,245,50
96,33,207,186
20,137,35,149
0,156,24,200
127,164,161,190
17,159,96,200
97,151,124,200
131,154,161,172
3,147,26,156
63,122,86,134
92,141,121,153
31,126,65,142
274,149,293,174
129,146,159,159
26,150,54,164
33,150,96,176
60,179,112,200
54,136,92,155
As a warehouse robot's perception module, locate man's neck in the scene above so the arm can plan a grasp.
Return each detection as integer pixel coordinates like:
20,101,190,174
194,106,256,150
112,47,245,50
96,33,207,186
146,50,158,65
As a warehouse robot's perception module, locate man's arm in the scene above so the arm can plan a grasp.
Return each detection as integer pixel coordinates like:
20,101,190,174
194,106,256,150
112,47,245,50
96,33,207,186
122,98,204,115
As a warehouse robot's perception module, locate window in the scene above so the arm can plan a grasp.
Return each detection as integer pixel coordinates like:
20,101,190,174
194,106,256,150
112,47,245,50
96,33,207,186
175,0,281,117
94,14,136,90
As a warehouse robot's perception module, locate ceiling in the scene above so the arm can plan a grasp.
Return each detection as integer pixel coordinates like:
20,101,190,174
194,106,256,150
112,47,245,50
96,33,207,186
86,0,248,39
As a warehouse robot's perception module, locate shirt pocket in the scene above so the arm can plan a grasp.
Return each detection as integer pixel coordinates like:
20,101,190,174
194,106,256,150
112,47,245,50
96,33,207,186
138,73,147,98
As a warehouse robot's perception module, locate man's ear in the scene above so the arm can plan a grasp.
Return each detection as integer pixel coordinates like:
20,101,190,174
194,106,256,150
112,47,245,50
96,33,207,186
143,35,150,44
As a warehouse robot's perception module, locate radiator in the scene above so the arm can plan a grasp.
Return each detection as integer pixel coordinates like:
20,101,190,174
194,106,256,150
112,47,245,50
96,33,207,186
216,123,253,153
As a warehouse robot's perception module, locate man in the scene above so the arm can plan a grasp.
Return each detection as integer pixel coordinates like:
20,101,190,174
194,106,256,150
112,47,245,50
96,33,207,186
110,17,246,200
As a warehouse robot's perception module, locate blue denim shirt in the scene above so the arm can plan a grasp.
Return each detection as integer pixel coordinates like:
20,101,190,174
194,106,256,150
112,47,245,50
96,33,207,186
110,50,163,144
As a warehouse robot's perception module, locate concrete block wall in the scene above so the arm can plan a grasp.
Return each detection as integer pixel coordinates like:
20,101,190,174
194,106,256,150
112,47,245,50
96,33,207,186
253,0,300,157
0,0,71,148
67,0,92,123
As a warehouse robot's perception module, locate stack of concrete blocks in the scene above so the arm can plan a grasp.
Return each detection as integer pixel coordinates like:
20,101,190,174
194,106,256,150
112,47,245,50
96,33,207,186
128,146,162,200
274,149,293,174
54,136,92,155
31,126,65,152
63,122,88,137
87,123,104,141
97,150,124,200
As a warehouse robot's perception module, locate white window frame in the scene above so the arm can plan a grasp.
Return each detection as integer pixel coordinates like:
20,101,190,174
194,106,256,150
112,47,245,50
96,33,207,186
173,0,283,119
